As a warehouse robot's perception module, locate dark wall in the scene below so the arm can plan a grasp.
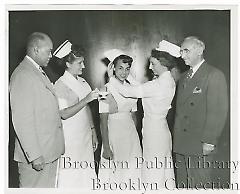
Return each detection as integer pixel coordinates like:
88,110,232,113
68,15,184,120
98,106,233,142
9,10,230,83
8,10,230,187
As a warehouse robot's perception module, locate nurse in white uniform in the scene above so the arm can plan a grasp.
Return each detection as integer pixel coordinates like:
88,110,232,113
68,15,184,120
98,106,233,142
98,49,142,185
109,41,180,188
53,41,99,188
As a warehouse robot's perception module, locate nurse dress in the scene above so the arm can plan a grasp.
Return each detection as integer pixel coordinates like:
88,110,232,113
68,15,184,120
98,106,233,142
54,71,96,188
98,78,142,184
110,71,176,188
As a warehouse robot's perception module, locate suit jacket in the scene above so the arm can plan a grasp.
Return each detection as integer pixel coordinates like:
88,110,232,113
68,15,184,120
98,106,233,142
173,61,228,155
10,56,65,163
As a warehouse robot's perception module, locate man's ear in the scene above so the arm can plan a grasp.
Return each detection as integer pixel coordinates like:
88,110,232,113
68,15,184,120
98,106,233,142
197,47,204,56
33,46,39,56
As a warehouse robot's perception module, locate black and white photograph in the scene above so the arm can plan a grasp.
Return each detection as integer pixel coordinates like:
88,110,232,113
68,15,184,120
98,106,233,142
3,3,239,194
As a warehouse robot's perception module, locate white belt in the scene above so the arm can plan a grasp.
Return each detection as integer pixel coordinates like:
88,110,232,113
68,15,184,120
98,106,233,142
109,112,132,119
144,112,166,120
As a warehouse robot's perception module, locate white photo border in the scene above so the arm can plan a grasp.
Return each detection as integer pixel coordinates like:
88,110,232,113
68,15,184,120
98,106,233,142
2,3,239,194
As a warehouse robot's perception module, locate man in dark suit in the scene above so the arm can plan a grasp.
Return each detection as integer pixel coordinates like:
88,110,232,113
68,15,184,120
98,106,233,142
9,32,65,187
173,36,228,188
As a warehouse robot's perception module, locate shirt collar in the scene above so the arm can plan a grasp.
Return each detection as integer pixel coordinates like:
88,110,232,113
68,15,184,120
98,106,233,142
26,55,41,72
155,70,171,79
112,76,129,85
64,70,78,80
191,59,205,77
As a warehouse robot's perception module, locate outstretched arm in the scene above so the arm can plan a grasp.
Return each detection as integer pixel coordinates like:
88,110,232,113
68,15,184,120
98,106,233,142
59,89,99,120
109,77,142,98
110,76,172,98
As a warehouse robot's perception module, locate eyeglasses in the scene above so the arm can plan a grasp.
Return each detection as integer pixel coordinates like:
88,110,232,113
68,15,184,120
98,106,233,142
180,48,190,55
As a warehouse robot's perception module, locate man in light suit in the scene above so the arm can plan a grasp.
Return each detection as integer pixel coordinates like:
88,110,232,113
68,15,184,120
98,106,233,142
173,36,228,188
10,32,65,187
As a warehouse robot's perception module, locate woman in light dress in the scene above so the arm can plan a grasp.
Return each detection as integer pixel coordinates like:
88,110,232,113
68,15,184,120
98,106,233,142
54,43,99,188
108,41,180,188
98,50,142,184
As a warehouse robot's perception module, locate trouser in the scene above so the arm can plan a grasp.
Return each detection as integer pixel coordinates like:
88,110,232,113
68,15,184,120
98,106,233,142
174,153,214,189
18,159,58,188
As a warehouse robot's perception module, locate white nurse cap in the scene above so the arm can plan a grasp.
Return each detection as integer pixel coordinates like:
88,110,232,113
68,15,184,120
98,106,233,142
103,49,127,64
155,40,181,58
53,40,72,59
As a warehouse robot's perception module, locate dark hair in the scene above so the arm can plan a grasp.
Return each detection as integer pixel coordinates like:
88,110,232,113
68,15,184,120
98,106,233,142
112,55,133,67
61,44,85,69
66,44,85,63
151,49,176,70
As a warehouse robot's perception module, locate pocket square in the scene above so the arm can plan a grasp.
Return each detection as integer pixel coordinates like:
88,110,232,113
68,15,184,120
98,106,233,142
193,87,202,94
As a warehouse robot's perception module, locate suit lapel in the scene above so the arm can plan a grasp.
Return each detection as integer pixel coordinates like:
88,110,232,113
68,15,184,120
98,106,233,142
178,62,209,104
23,57,56,96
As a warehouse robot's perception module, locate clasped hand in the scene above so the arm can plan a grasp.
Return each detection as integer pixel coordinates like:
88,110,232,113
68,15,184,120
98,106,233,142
32,156,45,171
86,88,111,102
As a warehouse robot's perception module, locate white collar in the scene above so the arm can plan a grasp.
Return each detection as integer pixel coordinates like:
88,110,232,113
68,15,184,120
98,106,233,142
160,70,171,77
63,70,78,81
60,70,84,98
26,55,41,72
64,70,85,82
191,59,205,77
112,76,129,85
155,70,171,80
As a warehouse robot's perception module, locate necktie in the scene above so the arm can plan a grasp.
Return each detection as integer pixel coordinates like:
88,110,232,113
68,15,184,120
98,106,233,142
183,68,193,88
186,68,193,79
39,66,47,77
39,66,53,85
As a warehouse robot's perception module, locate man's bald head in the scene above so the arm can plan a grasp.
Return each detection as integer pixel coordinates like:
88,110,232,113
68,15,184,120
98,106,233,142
26,32,53,67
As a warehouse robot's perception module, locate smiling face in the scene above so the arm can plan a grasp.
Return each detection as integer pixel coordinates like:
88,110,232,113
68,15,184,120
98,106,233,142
114,59,131,83
66,56,85,77
149,57,168,76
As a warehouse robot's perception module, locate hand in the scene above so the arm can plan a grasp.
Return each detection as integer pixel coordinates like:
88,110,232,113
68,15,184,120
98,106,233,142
92,128,98,152
202,143,215,155
32,156,45,171
86,89,99,103
98,92,109,100
107,62,114,78
102,147,114,160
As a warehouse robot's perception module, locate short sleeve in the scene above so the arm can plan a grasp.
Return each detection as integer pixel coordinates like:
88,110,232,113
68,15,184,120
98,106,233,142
58,98,68,110
54,80,70,110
